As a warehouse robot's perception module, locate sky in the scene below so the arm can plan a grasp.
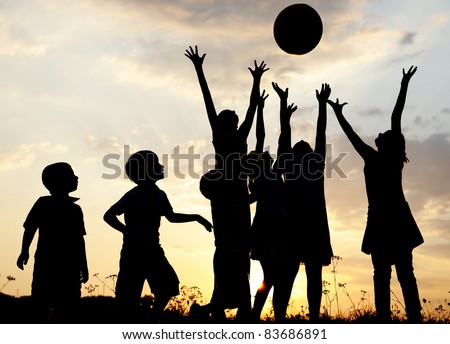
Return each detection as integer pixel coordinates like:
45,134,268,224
0,0,449,317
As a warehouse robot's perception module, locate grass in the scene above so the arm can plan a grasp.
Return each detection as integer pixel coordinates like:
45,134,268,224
1,286,449,324
1,264,449,324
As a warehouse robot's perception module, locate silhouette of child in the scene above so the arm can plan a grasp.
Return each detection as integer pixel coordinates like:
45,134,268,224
185,45,268,322
246,89,300,322
17,162,89,323
275,82,334,322
103,150,212,322
328,66,423,323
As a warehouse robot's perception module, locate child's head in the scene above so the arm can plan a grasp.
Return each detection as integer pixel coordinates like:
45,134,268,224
293,140,313,161
42,162,78,195
217,110,239,132
375,130,408,164
125,150,164,184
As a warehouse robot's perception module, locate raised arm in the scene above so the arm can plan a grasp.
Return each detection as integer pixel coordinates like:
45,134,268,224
314,83,331,159
185,45,218,133
328,98,373,160
238,61,269,140
273,82,297,158
255,90,269,153
391,66,417,133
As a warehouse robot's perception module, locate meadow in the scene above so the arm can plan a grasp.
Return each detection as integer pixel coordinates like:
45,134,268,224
2,256,449,324
1,283,449,324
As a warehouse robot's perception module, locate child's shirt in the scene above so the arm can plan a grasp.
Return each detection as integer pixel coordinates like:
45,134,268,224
23,195,86,282
110,184,172,250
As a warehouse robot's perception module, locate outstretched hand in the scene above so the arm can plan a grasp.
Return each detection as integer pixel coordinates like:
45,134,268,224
258,90,269,109
316,83,331,103
185,45,206,68
197,216,213,232
272,82,289,101
401,65,417,85
16,252,29,270
327,98,348,114
286,103,298,118
249,60,269,79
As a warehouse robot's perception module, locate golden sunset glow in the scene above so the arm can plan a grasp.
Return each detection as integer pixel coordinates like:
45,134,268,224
1,0,450,318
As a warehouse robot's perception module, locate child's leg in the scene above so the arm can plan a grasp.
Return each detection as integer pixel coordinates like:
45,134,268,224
115,267,145,323
251,259,275,321
304,261,322,321
207,288,227,320
371,253,392,322
151,294,171,322
147,250,180,322
234,251,252,323
395,250,422,322
273,261,300,322
30,294,50,323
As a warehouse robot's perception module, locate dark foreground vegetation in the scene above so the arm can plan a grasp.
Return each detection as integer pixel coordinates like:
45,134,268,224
1,286,449,324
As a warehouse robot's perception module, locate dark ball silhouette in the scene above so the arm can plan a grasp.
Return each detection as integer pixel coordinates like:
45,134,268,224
273,3,323,55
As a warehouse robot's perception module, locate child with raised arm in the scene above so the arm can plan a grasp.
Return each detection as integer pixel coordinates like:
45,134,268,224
247,89,300,322
327,66,423,323
185,45,268,322
17,162,89,323
103,150,212,323
275,82,334,322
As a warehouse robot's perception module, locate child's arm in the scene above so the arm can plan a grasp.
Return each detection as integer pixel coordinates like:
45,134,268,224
255,90,269,153
327,98,373,160
80,237,89,283
185,46,218,135
238,61,269,140
165,211,213,232
314,83,331,159
273,82,297,158
391,66,417,133
16,226,38,270
103,208,127,234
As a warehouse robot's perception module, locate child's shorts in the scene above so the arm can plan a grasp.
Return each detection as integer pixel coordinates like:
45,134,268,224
116,246,179,303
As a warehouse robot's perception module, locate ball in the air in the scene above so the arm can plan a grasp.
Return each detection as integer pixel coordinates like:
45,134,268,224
273,3,323,55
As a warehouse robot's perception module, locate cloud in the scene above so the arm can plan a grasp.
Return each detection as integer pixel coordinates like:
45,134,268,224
84,136,123,153
404,133,450,201
0,16,48,56
0,143,68,172
359,106,383,117
399,32,417,46
130,123,160,136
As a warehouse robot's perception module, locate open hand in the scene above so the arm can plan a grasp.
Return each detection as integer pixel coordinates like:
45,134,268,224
272,82,289,101
258,90,269,108
185,45,206,68
249,60,269,79
327,98,348,114
402,65,417,85
286,103,298,118
316,83,331,103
